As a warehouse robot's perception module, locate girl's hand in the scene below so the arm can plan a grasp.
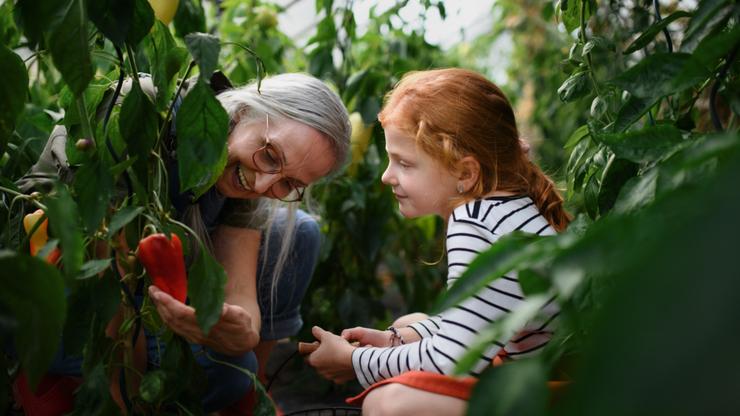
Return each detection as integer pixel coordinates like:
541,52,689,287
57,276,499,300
341,326,392,347
149,285,255,355
305,326,356,384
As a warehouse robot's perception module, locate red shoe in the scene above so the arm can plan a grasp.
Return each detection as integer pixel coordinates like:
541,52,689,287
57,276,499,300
12,372,81,416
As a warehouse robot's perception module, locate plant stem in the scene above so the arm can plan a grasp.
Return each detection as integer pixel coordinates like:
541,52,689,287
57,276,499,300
76,93,95,142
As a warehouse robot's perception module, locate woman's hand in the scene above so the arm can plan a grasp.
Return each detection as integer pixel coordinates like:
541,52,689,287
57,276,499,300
149,285,256,355
305,326,357,384
341,326,392,347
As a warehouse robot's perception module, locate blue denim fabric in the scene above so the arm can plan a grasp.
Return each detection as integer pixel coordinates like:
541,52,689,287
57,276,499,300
44,208,320,412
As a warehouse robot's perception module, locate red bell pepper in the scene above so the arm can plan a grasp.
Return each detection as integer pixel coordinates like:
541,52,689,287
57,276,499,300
23,209,61,265
137,233,188,303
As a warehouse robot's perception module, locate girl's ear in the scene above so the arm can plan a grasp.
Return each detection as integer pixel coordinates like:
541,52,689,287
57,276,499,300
456,156,480,193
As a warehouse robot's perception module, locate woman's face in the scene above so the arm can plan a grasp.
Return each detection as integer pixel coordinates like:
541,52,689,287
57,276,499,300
215,115,335,200
380,125,459,219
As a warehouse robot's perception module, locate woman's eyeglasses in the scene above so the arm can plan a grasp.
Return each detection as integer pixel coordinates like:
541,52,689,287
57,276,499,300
251,114,305,202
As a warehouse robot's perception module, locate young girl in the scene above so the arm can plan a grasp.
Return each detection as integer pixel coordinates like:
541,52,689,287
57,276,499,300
304,68,570,415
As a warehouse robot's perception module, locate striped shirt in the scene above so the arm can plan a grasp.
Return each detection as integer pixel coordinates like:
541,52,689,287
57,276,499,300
351,195,559,388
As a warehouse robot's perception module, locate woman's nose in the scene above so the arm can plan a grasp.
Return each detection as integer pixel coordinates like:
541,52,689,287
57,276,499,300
253,172,281,195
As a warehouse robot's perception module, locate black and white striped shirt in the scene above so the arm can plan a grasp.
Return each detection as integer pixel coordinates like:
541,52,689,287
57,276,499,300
351,196,559,388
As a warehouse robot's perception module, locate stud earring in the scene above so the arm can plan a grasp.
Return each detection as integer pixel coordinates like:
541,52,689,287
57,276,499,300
456,183,464,194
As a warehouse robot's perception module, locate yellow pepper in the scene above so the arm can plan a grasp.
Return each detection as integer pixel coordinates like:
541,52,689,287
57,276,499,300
23,209,61,265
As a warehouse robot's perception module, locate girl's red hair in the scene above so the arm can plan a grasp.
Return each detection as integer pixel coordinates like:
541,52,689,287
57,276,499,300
378,68,570,231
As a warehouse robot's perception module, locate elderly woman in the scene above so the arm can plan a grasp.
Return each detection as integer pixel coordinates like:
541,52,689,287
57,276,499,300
17,73,350,413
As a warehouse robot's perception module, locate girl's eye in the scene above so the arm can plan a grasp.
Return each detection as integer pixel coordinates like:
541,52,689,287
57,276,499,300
399,160,411,168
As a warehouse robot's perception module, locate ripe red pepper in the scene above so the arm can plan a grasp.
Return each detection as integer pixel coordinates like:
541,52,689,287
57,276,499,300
137,233,187,303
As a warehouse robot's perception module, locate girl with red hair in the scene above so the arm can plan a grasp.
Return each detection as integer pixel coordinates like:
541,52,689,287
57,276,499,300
305,68,570,415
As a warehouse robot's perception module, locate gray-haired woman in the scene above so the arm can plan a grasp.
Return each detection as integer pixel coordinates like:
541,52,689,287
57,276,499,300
20,73,350,413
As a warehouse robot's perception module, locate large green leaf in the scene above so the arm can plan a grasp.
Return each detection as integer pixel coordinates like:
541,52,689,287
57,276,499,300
595,124,684,164
0,251,66,390
557,136,740,416
623,10,693,54
469,359,549,416
63,270,120,354
610,53,693,100
44,185,84,278
455,294,551,375
14,0,68,47
107,206,144,239
175,78,229,196
47,0,93,96
188,244,227,334
126,0,155,46
173,0,206,38
146,21,188,110
185,32,221,82
680,0,735,53
87,0,135,47
0,44,28,154
119,80,159,186
73,155,114,232
612,95,657,133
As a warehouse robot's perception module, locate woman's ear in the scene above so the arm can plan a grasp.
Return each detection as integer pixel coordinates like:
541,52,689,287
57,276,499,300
456,156,480,193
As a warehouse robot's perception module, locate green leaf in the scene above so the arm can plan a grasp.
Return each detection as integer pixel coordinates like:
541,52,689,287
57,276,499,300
623,10,693,54
87,0,135,47
681,0,734,53
107,206,144,238
455,295,551,374
146,21,189,110
557,70,591,102
0,44,28,155
45,184,84,278
76,258,113,280
173,0,206,38
14,0,68,47
612,95,657,133
188,244,227,334
468,359,549,416
139,370,165,403
126,0,155,46
613,168,658,214
63,271,120,354
47,0,93,96
597,157,639,214
595,124,684,164
559,0,586,33
518,268,551,296
564,124,590,150
582,36,613,55
610,53,693,99
184,32,221,82
0,251,66,390
434,234,553,313
175,78,229,196
119,80,159,187
68,362,119,414
74,155,114,232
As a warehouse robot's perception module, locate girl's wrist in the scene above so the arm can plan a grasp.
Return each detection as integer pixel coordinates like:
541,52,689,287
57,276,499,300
386,326,406,346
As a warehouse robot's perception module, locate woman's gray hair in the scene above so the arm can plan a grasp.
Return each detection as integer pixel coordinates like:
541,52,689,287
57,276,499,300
216,73,351,174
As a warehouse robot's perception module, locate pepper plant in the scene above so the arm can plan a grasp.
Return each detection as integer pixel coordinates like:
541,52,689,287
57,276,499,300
0,0,263,413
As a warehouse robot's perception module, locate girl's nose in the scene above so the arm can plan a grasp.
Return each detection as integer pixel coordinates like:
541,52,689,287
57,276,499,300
381,164,395,186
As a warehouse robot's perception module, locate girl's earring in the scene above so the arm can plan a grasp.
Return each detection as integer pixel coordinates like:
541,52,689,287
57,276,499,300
456,183,465,194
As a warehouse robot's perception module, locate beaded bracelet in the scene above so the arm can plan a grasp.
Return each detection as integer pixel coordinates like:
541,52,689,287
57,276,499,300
387,326,405,346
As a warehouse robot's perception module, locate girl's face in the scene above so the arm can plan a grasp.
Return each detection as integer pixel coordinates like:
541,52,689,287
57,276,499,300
216,115,335,200
381,125,459,218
